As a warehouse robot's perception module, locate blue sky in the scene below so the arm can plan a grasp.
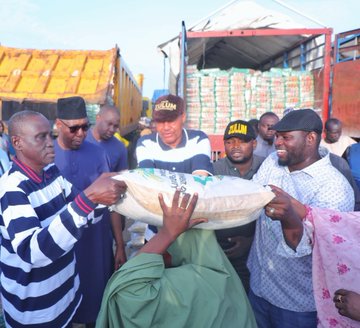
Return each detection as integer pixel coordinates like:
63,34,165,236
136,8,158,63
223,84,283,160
0,0,359,98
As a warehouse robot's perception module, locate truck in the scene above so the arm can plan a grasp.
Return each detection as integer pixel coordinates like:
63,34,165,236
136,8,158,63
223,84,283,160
158,1,359,156
331,28,360,138
0,45,142,137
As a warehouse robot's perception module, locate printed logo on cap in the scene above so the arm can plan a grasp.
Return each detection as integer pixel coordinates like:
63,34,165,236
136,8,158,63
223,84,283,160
155,100,177,112
228,123,248,135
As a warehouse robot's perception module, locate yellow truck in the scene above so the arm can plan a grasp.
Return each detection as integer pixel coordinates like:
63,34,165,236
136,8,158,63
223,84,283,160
0,45,142,136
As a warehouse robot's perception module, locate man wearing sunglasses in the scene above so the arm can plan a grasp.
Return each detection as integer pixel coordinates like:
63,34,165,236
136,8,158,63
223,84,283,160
54,96,124,328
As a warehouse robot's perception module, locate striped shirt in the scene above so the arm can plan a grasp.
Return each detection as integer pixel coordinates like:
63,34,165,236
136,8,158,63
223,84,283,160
136,129,213,175
136,128,213,238
0,158,102,327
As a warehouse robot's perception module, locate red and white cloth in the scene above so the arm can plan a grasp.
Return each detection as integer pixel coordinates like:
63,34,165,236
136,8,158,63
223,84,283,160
304,207,360,327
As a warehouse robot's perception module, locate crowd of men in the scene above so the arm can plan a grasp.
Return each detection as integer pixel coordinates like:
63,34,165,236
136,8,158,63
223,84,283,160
0,94,359,327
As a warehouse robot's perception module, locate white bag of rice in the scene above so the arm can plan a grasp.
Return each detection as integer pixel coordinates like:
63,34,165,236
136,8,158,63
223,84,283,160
111,168,274,230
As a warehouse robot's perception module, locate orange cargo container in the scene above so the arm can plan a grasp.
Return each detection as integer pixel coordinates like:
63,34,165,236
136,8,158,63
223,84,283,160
0,45,142,136
331,28,360,138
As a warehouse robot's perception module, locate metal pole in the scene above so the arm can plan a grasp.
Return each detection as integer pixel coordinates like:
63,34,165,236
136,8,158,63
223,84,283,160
322,30,333,122
179,21,187,98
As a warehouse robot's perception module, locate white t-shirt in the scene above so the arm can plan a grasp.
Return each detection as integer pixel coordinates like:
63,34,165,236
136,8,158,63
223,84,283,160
320,135,356,156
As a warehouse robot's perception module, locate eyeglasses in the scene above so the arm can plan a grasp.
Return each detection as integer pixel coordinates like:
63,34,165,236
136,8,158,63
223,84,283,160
59,119,90,134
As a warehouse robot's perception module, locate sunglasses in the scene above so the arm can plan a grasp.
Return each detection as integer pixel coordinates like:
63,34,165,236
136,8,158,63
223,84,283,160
59,119,91,134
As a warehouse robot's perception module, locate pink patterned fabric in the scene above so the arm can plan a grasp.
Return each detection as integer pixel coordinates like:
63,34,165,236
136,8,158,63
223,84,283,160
305,208,360,327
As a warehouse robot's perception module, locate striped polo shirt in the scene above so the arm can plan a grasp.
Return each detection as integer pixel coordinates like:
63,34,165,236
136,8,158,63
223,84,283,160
0,158,101,327
136,129,213,175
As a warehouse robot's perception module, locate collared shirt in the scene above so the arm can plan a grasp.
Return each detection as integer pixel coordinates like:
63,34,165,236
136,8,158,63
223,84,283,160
136,128,213,238
136,129,213,175
253,135,276,158
248,150,354,312
213,154,265,239
0,159,99,327
213,155,265,180
213,155,266,292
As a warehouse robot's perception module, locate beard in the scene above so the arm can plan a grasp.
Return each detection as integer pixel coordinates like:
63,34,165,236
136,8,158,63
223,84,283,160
228,154,252,164
263,135,275,144
278,157,289,166
277,152,306,168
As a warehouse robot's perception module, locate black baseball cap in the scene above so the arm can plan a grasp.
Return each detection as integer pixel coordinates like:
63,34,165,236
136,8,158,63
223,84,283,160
224,120,256,142
271,109,323,134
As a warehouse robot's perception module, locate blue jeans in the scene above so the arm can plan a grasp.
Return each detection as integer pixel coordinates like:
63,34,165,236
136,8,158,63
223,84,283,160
248,289,317,328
